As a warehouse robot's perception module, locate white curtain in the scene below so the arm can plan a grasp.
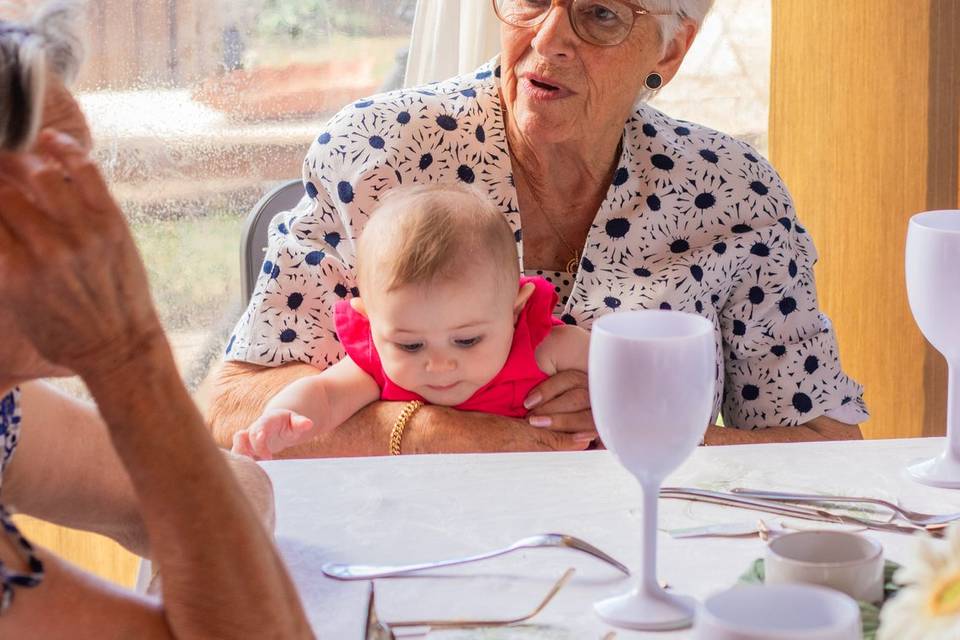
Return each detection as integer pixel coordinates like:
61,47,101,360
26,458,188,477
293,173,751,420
404,0,502,87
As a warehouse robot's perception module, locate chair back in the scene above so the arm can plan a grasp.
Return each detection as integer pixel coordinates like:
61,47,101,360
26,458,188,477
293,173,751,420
240,179,305,302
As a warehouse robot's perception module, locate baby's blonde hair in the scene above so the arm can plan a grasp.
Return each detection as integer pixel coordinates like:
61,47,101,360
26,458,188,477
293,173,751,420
357,183,519,295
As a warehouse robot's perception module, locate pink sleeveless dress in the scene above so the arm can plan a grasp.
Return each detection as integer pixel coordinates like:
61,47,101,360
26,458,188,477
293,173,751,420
333,277,562,417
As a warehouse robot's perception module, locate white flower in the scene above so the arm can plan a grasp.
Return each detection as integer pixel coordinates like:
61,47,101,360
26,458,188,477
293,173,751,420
878,523,960,640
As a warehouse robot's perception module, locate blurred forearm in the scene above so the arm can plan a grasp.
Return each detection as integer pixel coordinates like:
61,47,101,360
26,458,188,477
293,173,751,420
84,338,310,639
5,381,146,554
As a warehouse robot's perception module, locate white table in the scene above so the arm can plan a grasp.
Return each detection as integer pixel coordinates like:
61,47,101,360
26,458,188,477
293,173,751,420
263,438,958,638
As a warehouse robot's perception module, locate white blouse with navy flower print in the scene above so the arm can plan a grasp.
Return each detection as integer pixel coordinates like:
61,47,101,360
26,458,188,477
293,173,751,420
0,389,21,490
1,387,46,615
226,57,868,430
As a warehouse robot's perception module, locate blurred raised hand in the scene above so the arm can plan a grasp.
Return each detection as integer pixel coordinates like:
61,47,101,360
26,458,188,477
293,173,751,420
0,130,164,381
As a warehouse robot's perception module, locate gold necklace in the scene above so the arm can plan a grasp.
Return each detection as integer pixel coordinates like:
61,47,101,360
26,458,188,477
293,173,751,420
514,169,582,274
537,206,581,274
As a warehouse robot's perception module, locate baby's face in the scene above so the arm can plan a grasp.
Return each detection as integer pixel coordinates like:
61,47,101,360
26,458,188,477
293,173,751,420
365,267,519,406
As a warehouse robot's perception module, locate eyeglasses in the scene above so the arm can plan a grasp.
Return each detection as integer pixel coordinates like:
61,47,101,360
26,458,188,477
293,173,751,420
492,0,672,47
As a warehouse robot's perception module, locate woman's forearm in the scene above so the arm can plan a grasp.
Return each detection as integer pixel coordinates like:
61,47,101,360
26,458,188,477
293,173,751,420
4,381,146,555
82,339,310,639
207,361,320,447
280,399,592,457
704,416,864,445
6,381,280,558
208,361,595,457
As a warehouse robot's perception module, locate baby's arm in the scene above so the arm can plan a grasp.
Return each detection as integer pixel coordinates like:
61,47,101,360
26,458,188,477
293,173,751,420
232,356,380,459
535,324,591,376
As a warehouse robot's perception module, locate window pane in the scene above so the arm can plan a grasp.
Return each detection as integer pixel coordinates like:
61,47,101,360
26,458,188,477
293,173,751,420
73,0,415,391
650,0,771,154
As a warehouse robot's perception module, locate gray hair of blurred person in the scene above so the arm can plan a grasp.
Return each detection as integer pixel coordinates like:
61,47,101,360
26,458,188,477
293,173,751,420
0,0,84,152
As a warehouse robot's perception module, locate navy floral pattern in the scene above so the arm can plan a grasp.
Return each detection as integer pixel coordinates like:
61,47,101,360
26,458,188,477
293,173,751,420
0,388,44,615
227,58,867,430
1,389,21,488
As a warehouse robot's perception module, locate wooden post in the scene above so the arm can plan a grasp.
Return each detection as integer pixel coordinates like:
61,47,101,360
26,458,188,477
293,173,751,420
769,1,960,439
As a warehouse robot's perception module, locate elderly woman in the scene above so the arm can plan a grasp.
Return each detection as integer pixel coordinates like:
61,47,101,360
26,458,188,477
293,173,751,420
0,3,311,636
211,0,867,454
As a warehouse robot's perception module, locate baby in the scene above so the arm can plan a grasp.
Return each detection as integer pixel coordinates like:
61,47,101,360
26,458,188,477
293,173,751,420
232,183,590,459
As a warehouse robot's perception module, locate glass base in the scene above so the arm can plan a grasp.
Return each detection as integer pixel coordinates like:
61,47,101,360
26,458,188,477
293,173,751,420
907,451,960,489
594,586,696,631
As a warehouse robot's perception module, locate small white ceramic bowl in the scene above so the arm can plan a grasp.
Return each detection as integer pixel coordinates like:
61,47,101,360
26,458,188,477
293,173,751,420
765,530,884,604
694,584,862,640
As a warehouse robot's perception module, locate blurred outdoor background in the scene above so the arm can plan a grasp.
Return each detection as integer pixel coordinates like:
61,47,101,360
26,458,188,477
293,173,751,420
71,0,771,395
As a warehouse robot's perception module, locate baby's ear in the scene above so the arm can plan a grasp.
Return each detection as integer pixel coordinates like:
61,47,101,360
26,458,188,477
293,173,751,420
513,282,536,321
350,297,368,318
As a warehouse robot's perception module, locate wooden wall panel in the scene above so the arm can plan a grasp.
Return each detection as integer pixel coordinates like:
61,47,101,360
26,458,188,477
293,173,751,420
769,1,960,439
13,516,140,588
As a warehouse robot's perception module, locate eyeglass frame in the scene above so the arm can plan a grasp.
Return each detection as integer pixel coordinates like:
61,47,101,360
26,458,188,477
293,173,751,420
490,0,673,47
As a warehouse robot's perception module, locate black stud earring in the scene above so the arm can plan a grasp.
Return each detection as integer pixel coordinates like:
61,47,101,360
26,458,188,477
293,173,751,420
644,72,663,90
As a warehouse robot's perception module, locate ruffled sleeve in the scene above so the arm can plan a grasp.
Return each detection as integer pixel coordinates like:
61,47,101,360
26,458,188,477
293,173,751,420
518,276,563,350
720,215,868,429
332,300,387,390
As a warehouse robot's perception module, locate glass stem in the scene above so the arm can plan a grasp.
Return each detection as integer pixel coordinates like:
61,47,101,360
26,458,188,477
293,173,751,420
640,480,661,596
949,360,960,460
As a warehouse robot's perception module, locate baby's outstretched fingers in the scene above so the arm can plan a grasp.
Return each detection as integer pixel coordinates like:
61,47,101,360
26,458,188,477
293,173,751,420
264,413,314,451
231,430,258,460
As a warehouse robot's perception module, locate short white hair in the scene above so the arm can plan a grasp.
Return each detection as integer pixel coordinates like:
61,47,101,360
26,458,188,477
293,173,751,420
635,0,715,102
648,0,715,43
0,0,85,151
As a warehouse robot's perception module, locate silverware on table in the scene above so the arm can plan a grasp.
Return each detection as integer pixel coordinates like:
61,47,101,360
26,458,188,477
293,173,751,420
365,582,395,640
665,519,781,539
386,568,574,629
730,487,960,527
323,533,629,580
660,487,928,535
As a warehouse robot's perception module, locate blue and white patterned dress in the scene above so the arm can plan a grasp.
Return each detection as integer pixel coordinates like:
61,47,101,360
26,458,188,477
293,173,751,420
226,58,867,430
0,390,19,479
1,388,44,614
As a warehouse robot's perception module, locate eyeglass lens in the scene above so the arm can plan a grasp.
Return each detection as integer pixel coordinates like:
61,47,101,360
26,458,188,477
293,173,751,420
495,0,637,46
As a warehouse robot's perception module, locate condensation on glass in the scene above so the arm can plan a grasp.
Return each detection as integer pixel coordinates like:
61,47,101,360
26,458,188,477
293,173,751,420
74,0,415,389
650,0,771,153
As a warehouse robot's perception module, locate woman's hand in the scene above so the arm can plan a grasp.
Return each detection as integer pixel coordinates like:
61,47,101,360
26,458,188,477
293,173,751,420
0,310,68,392
523,370,599,444
0,130,164,381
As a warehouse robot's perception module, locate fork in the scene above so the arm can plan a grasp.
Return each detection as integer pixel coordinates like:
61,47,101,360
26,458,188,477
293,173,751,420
323,533,629,580
365,582,395,640
731,487,960,527
660,487,926,535
387,568,575,629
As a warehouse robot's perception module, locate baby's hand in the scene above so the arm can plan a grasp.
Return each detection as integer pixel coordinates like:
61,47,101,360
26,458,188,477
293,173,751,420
231,409,315,461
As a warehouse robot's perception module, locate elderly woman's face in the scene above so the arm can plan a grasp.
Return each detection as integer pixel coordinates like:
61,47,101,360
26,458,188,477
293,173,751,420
500,4,665,145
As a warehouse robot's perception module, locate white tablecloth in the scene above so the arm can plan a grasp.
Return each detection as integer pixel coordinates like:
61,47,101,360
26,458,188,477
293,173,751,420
263,438,957,638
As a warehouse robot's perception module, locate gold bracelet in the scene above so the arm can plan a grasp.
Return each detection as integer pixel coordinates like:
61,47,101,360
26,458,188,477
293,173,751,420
389,400,424,455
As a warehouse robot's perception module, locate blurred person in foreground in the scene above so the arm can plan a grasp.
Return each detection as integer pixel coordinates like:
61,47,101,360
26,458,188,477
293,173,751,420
0,2,312,636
